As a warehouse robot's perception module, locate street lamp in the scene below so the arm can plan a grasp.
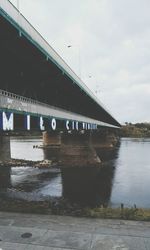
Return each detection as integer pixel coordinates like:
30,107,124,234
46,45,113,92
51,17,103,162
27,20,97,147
17,0,20,12
67,44,81,78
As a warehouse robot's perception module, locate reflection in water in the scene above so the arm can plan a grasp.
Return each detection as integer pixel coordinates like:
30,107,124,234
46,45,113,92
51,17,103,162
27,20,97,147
0,136,119,207
0,136,11,189
61,163,116,206
111,138,150,208
0,136,11,160
10,137,44,161
47,140,120,206
0,136,150,208
0,167,11,189
5,167,62,201
0,136,62,201
61,141,120,206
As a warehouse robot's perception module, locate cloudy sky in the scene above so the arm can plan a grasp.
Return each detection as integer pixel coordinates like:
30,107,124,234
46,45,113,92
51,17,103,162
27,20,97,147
10,0,150,124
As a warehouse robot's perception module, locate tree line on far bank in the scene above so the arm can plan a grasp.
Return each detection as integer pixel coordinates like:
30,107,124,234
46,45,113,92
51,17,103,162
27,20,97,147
120,123,150,138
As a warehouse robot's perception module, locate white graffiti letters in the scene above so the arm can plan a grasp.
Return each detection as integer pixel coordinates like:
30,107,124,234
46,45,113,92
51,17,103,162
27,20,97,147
0,112,97,131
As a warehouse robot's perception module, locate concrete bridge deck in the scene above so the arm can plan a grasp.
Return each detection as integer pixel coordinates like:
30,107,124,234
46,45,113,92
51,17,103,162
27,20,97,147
0,212,150,249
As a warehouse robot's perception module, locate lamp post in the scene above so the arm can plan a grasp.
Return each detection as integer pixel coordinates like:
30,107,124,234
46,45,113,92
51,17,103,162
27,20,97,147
95,83,101,96
87,75,101,96
17,0,19,11
67,45,81,79
16,0,20,25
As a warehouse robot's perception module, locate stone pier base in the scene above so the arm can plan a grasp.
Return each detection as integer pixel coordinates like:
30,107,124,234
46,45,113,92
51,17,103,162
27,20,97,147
43,131,61,147
60,132,101,168
91,130,120,161
42,131,61,160
42,130,119,164
91,130,119,148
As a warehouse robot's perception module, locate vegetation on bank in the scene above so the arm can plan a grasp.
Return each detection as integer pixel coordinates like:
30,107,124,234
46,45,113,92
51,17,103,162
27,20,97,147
84,206,150,221
1,198,150,221
120,122,150,138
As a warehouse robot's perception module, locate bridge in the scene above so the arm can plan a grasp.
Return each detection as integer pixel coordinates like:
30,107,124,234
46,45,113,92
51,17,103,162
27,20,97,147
0,0,120,131
0,0,120,168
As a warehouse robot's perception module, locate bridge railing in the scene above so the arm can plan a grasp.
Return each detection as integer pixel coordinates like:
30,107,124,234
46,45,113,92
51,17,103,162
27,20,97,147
0,89,66,112
0,89,97,118
0,89,37,104
0,89,118,128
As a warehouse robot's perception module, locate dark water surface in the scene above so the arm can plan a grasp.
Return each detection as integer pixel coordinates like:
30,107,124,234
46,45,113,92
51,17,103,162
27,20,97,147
110,138,150,208
0,136,150,208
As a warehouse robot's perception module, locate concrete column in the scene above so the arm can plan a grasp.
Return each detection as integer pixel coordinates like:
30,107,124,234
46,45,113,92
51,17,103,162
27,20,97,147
91,129,119,148
43,131,61,147
42,131,61,160
60,132,101,168
91,130,120,161
0,134,11,161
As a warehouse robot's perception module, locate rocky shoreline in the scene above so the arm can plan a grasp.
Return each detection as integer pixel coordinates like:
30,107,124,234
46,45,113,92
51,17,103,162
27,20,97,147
0,158,59,168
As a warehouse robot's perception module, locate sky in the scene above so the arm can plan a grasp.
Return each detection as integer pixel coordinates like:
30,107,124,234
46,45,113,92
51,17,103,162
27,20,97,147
9,0,150,124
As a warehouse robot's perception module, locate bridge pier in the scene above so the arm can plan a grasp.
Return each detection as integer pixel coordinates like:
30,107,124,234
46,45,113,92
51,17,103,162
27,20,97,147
42,131,61,160
91,129,120,161
91,129,119,148
42,131,102,166
42,129,119,165
43,131,61,147
0,134,11,161
60,131,101,168
61,130,119,205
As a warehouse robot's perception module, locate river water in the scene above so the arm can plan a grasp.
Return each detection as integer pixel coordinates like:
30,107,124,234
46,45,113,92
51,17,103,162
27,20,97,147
0,136,150,208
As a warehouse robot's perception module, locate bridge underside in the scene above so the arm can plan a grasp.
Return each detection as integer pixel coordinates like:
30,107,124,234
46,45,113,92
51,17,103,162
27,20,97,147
0,8,120,128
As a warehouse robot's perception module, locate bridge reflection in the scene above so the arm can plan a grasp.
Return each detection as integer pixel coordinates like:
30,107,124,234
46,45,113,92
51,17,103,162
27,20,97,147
0,135,120,207
0,136,11,189
0,136,11,161
0,167,11,189
61,146,120,206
